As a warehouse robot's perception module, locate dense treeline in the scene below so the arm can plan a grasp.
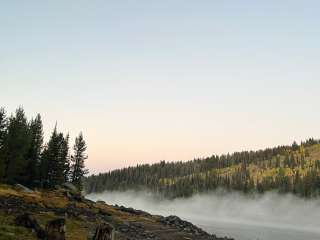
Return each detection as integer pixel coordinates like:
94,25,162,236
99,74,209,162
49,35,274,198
0,107,88,190
85,138,320,198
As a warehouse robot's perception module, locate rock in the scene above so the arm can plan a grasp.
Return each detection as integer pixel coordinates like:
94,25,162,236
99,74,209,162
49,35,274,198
61,182,78,192
116,205,151,217
15,213,46,239
45,218,66,240
59,183,84,202
159,215,234,239
14,184,33,193
116,221,161,239
93,222,114,240
98,208,112,217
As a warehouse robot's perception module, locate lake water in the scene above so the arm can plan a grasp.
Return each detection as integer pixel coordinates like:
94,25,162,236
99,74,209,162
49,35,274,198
87,191,320,240
196,220,320,240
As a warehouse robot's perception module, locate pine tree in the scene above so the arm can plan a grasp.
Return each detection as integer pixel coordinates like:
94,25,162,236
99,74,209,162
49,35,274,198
46,126,70,188
3,107,31,184
71,132,88,190
0,108,6,148
61,134,70,182
0,107,7,181
39,145,50,187
275,155,281,168
26,114,43,186
292,141,299,151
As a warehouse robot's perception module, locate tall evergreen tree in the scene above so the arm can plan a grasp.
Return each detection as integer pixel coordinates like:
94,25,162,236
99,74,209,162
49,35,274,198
26,114,44,186
71,132,88,190
0,108,6,148
39,145,50,187
46,126,70,187
0,107,7,181
3,107,31,184
61,133,70,182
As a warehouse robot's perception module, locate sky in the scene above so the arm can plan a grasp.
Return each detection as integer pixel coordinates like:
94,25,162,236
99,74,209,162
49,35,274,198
1,1,320,174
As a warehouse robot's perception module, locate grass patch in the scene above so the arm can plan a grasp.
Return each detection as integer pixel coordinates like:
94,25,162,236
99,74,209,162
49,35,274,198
0,211,36,240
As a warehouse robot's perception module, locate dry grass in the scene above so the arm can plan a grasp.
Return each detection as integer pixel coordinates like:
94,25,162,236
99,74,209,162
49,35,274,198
0,210,37,240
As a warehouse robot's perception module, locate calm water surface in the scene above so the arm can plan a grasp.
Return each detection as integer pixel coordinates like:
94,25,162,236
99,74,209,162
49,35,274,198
87,191,320,240
196,220,320,240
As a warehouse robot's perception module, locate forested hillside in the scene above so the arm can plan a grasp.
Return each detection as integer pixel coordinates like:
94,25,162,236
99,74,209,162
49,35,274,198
85,139,320,198
0,107,88,190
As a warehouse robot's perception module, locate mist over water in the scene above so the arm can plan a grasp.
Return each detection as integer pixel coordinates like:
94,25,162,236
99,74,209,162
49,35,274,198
87,190,320,240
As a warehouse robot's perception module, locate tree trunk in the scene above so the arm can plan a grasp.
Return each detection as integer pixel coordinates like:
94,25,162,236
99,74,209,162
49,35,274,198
93,223,114,240
45,218,66,240
15,213,46,239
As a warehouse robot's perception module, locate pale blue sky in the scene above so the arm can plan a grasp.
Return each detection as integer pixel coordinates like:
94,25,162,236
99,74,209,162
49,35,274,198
1,1,320,173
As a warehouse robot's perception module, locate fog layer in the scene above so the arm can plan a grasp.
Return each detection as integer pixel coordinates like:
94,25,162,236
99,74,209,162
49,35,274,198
87,190,320,235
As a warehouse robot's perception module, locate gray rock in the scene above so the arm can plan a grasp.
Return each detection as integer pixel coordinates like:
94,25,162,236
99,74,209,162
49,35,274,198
14,184,33,193
61,182,78,192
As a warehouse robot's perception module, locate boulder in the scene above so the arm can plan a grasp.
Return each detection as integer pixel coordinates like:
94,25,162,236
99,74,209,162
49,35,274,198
59,183,84,202
116,205,151,217
61,183,78,192
14,184,33,193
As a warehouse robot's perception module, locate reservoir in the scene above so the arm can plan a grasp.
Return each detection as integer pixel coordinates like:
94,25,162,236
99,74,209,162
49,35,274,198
198,220,320,240
87,191,320,240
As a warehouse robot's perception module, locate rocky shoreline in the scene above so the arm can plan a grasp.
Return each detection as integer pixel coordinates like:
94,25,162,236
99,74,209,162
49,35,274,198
0,184,234,240
114,205,233,240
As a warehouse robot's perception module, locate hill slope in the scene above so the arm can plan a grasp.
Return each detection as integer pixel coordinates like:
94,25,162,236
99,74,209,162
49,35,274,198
85,138,320,198
0,185,231,240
